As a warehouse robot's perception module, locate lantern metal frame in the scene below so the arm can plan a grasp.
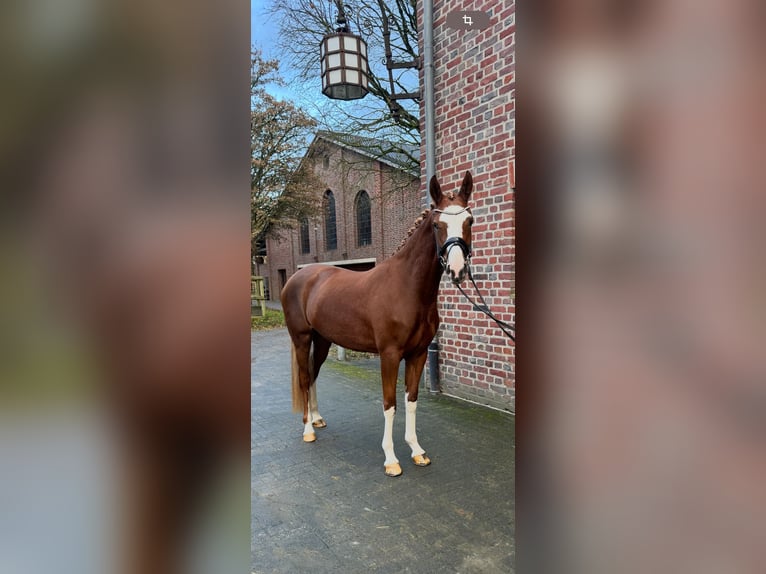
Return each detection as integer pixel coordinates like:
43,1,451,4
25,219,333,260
376,0,420,103
319,2,370,100
320,31,370,100
319,0,422,109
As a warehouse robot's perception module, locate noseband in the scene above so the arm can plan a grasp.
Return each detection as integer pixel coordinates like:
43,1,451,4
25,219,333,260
432,207,472,271
432,205,514,339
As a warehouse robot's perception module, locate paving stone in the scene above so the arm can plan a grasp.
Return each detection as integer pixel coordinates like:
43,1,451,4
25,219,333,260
252,328,514,574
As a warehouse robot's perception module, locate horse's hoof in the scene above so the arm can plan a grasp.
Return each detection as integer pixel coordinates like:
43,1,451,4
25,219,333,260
384,463,402,477
412,454,431,466
312,419,327,428
303,432,317,443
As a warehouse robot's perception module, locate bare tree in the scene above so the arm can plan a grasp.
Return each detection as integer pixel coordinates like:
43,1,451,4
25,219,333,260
267,0,420,171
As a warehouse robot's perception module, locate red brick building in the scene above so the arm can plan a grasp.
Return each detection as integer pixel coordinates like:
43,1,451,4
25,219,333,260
260,131,421,297
264,0,515,412
420,1,515,411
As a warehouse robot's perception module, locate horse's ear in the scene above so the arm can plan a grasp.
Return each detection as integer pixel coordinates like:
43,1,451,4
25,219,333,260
429,175,442,205
458,171,473,202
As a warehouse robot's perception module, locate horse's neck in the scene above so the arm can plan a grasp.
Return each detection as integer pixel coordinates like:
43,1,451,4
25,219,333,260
388,215,443,304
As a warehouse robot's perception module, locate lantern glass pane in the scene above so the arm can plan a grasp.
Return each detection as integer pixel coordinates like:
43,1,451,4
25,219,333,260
343,36,356,51
346,70,359,84
329,70,342,85
361,75,368,88
320,42,325,57
327,36,340,52
328,53,341,68
346,53,359,69
360,41,367,57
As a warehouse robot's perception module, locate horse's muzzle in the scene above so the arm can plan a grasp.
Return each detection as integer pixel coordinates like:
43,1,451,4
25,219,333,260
448,266,468,285
439,237,472,285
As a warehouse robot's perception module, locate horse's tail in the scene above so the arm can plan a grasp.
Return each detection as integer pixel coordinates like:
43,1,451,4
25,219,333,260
291,340,315,413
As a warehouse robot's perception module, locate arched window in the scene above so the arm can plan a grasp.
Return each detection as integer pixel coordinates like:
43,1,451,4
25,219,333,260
324,190,337,251
356,190,372,246
299,218,310,254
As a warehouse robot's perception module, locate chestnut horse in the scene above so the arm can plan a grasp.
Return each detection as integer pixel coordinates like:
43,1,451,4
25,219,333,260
281,171,475,477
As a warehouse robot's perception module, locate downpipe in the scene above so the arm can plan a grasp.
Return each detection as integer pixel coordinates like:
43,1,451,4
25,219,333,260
427,339,440,392
424,0,440,393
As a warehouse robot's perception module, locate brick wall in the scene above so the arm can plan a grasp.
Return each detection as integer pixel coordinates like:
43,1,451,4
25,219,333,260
260,230,293,299
420,0,515,411
264,137,421,298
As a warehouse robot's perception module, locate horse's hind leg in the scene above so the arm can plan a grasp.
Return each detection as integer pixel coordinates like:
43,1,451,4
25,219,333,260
292,334,317,442
308,332,332,429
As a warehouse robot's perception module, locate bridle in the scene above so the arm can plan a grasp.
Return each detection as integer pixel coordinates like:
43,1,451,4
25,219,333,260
431,206,516,341
432,207,472,271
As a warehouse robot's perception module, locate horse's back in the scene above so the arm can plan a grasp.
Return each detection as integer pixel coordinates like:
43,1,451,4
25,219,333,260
280,264,353,324
280,264,379,351
281,264,344,306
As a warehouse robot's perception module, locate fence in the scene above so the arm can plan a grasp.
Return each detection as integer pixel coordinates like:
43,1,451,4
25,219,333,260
251,276,267,317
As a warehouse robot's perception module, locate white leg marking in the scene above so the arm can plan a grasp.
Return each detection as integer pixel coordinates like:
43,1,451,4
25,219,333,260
404,392,425,457
303,420,314,436
308,384,323,424
382,406,399,465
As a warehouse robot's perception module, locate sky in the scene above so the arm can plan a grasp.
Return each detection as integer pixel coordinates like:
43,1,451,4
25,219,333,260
250,0,280,62
250,0,420,144
250,0,364,133
250,0,308,103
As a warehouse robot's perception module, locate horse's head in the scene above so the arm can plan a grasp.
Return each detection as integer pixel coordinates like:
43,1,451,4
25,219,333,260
430,171,474,284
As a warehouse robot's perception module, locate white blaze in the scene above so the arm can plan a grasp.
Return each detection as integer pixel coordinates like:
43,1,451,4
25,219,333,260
439,205,471,278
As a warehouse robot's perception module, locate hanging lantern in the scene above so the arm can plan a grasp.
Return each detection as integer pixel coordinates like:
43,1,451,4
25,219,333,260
320,31,369,100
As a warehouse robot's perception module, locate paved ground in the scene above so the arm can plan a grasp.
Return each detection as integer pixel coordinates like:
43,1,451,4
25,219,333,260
252,328,515,574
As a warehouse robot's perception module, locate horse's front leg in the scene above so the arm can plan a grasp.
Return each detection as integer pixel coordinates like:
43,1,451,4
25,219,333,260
404,351,431,467
380,350,402,477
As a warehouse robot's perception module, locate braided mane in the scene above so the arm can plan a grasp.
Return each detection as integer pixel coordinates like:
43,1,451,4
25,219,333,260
391,208,432,256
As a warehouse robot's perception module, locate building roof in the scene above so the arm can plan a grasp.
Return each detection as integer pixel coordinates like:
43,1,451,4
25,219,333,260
313,130,420,177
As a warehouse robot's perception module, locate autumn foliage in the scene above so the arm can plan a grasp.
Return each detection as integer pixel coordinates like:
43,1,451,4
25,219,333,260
251,50,322,245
